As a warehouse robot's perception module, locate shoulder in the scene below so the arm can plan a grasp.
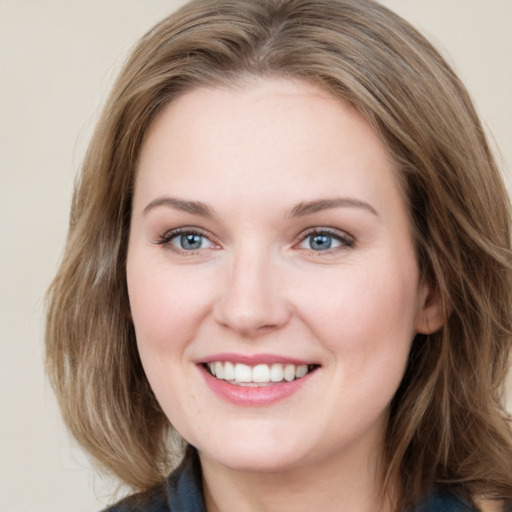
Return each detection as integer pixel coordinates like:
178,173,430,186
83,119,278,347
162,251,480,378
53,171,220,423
100,448,205,512
100,484,169,512
417,491,512,512
416,491,477,512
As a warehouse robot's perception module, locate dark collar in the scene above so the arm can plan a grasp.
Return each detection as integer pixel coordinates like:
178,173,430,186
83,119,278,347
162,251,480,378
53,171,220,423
167,449,477,512
108,448,481,512
166,447,206,512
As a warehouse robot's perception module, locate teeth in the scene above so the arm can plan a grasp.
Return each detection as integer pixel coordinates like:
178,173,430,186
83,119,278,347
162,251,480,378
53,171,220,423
215,361,224,379
224,361,235,380
252,364,270,383
234,363,252,383
284,364,295,381
270,363,283,382
206,361,314,385
296,364,308,378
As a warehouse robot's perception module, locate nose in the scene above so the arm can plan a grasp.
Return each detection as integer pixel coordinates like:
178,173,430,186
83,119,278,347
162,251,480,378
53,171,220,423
213,247,292,337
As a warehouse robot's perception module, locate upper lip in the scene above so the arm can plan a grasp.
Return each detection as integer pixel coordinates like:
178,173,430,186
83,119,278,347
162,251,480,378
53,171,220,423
198,353,318,366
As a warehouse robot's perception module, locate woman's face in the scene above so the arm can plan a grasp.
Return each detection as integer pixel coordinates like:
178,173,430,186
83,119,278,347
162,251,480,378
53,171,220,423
127,78,438,474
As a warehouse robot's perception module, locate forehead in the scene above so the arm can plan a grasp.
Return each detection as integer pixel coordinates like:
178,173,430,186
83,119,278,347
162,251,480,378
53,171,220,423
135,77,405,219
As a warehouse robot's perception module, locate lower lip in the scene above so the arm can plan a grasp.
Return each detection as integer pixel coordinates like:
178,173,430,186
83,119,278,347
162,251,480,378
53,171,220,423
199,365,315,406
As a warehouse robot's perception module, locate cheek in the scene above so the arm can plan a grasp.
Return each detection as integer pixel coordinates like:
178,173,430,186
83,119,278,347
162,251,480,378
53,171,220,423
126,257,211,422
296,261,418,370
310,263,415,322
126,257,211,354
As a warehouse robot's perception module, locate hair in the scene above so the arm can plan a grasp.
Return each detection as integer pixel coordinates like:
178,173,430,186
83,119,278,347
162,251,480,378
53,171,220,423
46,0,512,509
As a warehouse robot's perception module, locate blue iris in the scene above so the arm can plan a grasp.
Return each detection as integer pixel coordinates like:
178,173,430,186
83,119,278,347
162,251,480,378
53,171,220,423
309,234,333,250
179,233,204,250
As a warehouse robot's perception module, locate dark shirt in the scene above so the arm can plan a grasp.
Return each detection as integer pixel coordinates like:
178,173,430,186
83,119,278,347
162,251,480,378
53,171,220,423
104,451,479,512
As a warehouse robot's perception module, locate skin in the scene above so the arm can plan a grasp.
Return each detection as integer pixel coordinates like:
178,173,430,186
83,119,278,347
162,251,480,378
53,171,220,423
126,77,443,512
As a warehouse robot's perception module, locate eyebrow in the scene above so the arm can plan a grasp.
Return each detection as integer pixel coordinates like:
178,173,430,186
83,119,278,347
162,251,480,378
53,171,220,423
143,197,214,217
287,198,378,217
142,196,377,219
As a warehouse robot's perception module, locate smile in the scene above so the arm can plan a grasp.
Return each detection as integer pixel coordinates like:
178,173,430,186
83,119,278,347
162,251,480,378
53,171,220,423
204,361,318,386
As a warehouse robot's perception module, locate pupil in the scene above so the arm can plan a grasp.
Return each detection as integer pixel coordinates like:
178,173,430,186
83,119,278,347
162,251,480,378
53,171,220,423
311,234,331,250
181,233,202,249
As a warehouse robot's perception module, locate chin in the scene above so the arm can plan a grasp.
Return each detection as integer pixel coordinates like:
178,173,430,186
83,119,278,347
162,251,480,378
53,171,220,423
196,437,308,474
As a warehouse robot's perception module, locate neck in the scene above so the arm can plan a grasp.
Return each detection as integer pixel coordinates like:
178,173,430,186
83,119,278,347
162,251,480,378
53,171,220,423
199,439,395,512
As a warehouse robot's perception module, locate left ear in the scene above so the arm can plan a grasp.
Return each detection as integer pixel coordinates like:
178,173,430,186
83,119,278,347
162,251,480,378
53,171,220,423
415,280,447,335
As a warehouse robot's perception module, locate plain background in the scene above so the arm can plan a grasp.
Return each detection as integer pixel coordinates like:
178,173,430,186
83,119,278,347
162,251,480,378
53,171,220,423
1,1,511,511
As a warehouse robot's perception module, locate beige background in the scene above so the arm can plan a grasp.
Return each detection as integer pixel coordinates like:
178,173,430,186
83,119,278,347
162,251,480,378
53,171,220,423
1,1,511,511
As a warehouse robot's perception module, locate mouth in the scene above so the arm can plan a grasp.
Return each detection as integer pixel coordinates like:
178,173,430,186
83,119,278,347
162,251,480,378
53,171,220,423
202,361,320,387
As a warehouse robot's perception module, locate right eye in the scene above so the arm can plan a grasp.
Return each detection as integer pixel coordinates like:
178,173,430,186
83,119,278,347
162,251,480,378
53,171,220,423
156,229,217,253
171,232,213,251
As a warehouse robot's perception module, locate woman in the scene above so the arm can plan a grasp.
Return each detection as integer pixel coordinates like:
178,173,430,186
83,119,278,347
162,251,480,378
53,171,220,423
45,0,512,510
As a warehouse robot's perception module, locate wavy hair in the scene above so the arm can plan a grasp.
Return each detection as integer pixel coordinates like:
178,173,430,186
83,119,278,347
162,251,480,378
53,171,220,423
46,0,512,509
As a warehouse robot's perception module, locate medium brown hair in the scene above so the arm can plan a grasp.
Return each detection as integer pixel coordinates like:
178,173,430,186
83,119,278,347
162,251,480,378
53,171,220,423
46,0,512,509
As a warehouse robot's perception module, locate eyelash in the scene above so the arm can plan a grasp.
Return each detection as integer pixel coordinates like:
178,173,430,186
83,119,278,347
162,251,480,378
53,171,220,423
155,227,355,255
155,227,217,255
295,227,355,254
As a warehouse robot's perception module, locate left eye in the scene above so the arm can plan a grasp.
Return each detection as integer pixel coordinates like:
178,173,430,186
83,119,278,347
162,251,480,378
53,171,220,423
298,231,351,251
170,232,213,251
